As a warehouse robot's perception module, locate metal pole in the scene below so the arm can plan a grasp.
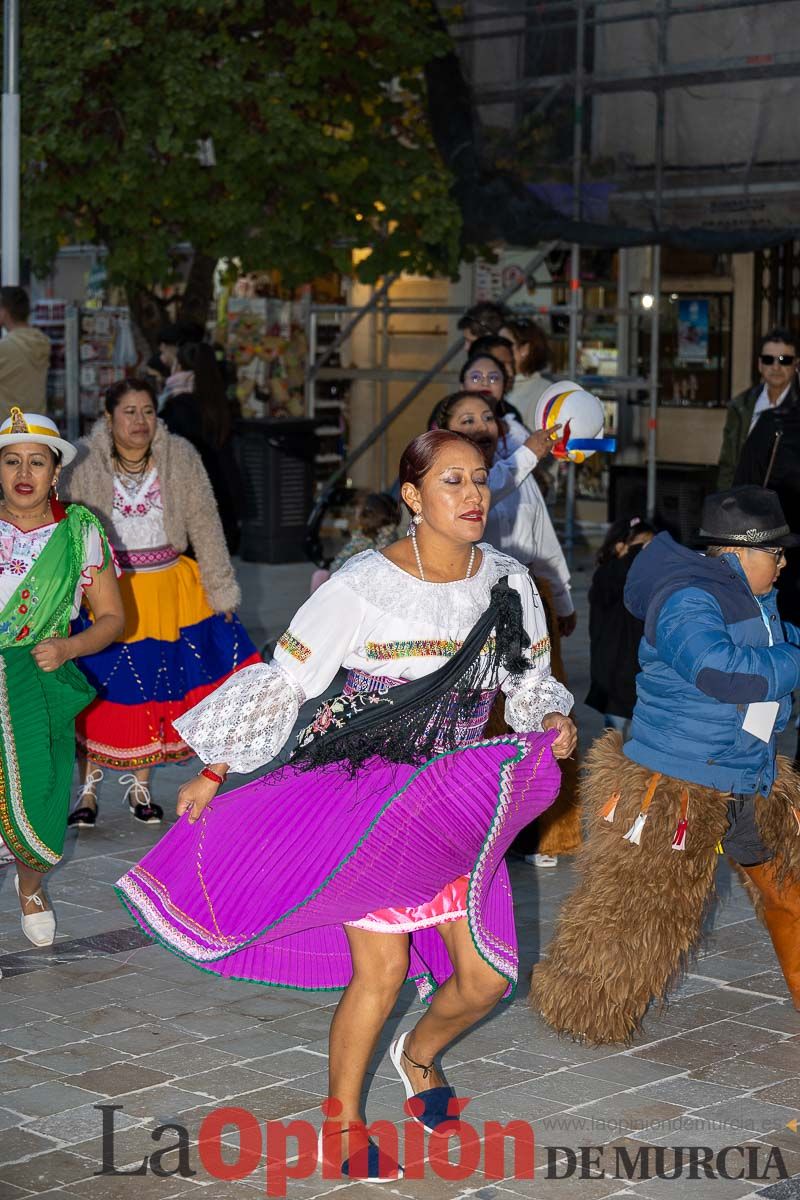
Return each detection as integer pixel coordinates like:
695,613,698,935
304,309,318,418
565,0,586,561
379,291,389,490
307,273,398,383
64,304,80,442
646,0,668,520
2,0,20,286
616,246,631,453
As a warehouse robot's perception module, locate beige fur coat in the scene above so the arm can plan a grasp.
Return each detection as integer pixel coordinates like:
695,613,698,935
60,418,241,613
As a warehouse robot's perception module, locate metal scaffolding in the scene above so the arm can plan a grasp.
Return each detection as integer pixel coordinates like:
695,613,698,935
305,0,796,527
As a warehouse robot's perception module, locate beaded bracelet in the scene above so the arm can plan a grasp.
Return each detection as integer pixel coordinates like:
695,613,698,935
200,766,225,786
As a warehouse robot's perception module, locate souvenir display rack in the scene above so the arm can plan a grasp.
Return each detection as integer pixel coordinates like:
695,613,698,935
31,299,67,422
78,307,133,423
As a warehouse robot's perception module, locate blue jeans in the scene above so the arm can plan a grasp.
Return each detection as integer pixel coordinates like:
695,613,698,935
604,713,630,738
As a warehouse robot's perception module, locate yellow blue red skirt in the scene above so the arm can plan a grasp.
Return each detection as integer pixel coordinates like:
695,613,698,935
75,552,260,769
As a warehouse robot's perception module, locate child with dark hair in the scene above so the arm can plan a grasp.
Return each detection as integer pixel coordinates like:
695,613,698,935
460,351,530,452
585,516,656,735
309,493,400,594
330,493,401,572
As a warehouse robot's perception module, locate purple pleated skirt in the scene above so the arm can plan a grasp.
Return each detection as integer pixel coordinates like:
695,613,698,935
116,732,561,1001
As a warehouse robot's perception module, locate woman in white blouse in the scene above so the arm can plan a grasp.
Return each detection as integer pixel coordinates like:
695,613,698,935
117,430,576,1183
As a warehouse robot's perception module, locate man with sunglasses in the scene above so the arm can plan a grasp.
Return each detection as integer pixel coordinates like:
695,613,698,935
718,328,799,488
734,331,800,633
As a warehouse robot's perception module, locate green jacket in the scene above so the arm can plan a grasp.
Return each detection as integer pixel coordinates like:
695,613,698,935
718,380,799,489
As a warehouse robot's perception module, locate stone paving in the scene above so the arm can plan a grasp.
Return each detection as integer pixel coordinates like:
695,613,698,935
0,556,798,1199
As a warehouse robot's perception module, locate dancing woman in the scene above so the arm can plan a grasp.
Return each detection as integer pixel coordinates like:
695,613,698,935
0,409,122,946
116,431,576,1181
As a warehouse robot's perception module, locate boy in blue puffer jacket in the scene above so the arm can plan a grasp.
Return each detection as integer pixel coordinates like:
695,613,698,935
624,495,800,800
532,486,800,1043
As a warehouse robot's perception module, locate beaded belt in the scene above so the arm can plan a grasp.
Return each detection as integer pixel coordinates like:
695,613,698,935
115,545,179,572
342,669,498,748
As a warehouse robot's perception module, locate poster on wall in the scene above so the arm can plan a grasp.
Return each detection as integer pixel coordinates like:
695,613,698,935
677,298,709,362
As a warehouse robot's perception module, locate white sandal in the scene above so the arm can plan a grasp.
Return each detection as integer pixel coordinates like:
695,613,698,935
525,853,558,867
14,875,55,946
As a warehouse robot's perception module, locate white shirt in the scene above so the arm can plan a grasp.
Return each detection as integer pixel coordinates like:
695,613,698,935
488,444,538,503
749,383,791,433
175,543,574,773
498,414,532,456
111,468,168,552
508,373,551,432
484,476,574,617
0,516,109,617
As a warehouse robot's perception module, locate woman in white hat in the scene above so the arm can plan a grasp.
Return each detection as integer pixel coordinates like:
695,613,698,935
0,408,123,946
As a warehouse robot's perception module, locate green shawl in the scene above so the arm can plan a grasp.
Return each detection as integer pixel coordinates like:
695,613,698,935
0,505,110,870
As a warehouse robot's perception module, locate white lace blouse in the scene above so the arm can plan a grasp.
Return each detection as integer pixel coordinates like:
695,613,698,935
175,543,574,773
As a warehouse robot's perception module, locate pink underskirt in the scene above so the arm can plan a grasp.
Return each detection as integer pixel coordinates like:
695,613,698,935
346,874,469,933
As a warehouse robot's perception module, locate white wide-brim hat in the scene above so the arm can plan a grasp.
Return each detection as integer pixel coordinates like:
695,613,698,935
0,408,76,464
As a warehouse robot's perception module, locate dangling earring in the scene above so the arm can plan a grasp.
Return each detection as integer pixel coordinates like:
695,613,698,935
51,480,59,500
413,512,423,526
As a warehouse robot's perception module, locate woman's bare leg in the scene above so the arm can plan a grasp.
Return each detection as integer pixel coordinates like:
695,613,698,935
328,926,410,1126
120,767,153,809
400,918,507,1094
75,750,102,813
16,860,50,912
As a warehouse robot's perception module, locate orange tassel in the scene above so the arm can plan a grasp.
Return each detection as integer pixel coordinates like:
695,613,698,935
601,792,620,823
623,773,661,846
672,789,689,851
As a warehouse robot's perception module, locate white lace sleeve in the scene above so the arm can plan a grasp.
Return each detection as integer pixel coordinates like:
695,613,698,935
174,574,368,772
501,573,574,731
505,673,574,732
174,661,305,773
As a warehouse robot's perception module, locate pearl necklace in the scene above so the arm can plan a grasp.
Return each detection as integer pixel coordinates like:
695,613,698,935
0,496,51,522
411,528,476,583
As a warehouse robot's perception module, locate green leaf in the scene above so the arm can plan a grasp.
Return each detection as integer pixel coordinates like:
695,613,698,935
19,0,463,303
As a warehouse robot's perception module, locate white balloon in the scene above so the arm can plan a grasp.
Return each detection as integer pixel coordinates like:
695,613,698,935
534,381,606,463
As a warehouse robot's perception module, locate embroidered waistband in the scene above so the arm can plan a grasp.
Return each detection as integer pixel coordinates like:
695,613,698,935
116,545,179,572
343,669,402,696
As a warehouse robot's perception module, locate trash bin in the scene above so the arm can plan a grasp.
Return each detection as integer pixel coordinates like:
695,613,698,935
609,462,718,544
235,418,317,563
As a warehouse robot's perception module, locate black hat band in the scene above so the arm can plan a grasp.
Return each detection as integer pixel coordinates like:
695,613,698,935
698,524,790,544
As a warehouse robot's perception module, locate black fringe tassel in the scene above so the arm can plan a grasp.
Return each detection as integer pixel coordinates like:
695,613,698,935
291,576,531,775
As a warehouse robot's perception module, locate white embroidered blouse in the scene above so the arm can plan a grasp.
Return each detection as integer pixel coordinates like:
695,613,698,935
0,516,111,618
175,543,574,773
110,469,168,552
